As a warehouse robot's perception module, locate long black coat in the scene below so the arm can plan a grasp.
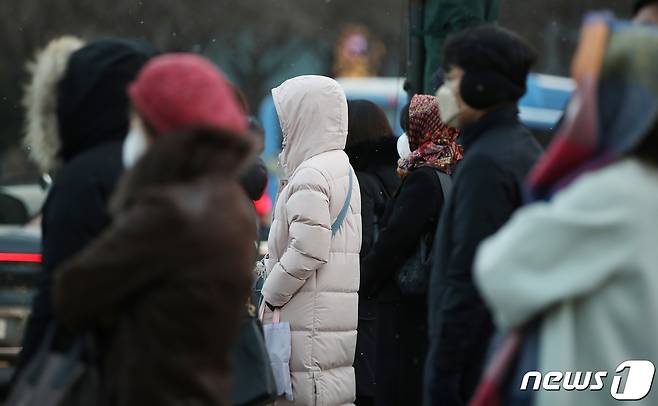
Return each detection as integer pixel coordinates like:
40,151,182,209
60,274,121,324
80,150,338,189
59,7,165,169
362,163,446,406
345,137,400,401
425,106,542,406
15,39,155,376
17,141,123,372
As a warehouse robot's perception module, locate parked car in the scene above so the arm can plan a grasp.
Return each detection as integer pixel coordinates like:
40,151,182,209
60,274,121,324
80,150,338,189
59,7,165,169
0,181,45,398
0,226,41,398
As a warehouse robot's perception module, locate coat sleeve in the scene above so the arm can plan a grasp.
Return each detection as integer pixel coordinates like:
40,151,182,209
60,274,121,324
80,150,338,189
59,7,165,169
474,177,632,330
53,193,188,329
42,173,112,274
261,168,332,307
20,173,110,356
361,169,443,297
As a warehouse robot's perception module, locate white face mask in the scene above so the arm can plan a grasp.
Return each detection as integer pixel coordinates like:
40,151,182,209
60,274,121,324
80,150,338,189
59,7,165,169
122,127,148,169
397,132,411,159
436,82,461,128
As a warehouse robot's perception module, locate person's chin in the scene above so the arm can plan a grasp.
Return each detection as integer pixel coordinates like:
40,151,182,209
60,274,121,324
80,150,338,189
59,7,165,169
447,117,463,129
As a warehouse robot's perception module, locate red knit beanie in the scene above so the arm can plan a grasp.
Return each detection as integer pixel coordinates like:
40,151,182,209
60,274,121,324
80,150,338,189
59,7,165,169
128,53,247,136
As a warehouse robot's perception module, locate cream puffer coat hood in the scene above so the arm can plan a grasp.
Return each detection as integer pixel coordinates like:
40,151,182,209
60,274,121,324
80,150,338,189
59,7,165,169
262,75,362,405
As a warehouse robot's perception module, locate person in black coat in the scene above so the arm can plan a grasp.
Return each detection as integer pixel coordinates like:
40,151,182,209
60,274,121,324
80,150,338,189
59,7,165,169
361,95,463,406
15,38,156,375
345,100,401,406
425,26,542,406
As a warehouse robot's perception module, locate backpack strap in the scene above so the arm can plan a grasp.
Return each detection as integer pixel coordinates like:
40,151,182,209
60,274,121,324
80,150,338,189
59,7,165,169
331,169,354,237
435,170,453,198
419,170,453,258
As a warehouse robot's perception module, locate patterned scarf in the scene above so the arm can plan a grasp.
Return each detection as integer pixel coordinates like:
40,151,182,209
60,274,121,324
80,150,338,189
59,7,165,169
398,94,463,176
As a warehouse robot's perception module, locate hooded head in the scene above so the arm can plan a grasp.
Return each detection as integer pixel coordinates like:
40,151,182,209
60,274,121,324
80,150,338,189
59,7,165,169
272,75,348,176
23,36,85,172
56,39,157,163
397,94,463,176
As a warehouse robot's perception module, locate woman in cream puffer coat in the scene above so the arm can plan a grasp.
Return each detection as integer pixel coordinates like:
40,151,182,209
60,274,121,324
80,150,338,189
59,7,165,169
261,75,362,406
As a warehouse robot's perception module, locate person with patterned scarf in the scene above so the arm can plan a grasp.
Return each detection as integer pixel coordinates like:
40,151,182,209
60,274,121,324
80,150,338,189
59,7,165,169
361,94,462,406
397,95,463,177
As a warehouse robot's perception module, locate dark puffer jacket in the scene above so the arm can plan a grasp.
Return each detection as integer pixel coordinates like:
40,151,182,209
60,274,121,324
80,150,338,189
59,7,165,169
53,129,256,406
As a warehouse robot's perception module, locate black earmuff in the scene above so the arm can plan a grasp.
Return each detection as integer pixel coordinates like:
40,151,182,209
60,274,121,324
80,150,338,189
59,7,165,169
459,70,526,110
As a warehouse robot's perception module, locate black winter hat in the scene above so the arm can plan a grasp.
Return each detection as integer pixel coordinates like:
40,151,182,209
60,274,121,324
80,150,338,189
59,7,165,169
56,38,158,163
443,26,537,109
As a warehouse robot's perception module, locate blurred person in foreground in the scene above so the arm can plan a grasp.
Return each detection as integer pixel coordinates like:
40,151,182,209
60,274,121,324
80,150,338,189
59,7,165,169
475,15,658,406
425,26,541,406
54,54,255,406
17,37,156,375
260,75,362,405
634,0,658,25
361,95,462,406
344,100,401,406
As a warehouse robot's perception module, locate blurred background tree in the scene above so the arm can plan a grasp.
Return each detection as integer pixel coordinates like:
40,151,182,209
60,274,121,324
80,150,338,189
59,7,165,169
0,0,635,182
0,0,406,144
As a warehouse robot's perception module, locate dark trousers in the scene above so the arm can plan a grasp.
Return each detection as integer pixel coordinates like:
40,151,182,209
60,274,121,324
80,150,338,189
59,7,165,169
375,298,428,406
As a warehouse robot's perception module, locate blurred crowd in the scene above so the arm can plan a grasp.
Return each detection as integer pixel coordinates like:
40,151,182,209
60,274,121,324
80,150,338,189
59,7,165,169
5,1,658,406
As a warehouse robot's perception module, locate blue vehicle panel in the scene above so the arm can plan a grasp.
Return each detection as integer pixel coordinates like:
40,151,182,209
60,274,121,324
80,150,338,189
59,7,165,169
259,74,574,203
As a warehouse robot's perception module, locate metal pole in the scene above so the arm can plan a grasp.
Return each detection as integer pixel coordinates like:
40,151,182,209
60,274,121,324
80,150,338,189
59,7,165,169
407,0,425,100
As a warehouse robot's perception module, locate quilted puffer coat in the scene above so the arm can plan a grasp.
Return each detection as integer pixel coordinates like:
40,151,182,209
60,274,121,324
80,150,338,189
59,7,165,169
261,75,362,406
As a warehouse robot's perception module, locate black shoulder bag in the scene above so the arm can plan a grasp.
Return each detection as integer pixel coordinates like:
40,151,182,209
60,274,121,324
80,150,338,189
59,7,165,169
396,170,452,296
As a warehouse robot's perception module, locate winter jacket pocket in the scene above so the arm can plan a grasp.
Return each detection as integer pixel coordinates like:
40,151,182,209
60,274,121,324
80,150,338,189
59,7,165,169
312,370,321,406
